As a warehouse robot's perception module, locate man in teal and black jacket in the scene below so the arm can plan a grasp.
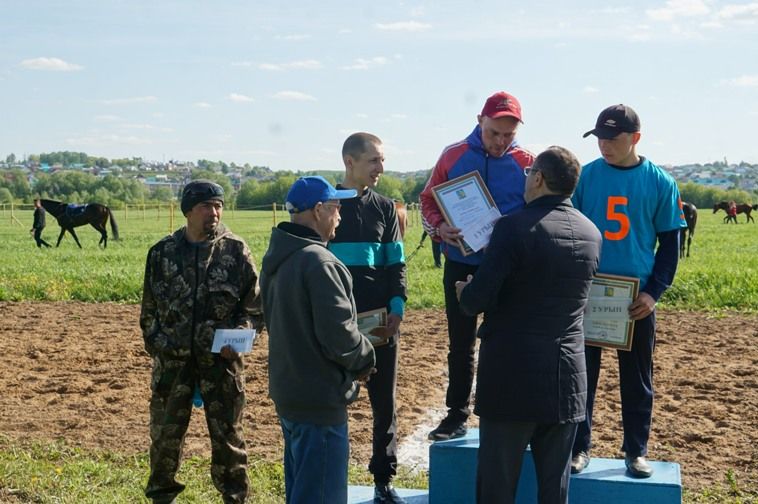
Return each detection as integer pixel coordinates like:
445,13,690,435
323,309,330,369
329,132,408,504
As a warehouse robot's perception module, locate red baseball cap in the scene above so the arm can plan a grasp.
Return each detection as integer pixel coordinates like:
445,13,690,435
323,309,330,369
480,91,523,123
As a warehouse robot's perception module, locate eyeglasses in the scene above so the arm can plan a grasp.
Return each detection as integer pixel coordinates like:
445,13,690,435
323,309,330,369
320,202,342,211
524,167,540,176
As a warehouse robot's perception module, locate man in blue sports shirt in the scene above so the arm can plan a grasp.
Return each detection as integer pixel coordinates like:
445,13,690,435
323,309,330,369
570,104,687,478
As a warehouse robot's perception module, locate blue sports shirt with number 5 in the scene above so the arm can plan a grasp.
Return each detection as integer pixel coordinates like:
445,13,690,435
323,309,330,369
571,157,687,288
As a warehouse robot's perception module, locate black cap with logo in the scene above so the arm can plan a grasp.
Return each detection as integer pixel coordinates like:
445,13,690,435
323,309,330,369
583,104,640,139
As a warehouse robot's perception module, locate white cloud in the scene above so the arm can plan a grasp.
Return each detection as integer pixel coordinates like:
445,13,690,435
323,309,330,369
65,134,152,146
390,113,407,119
355,113,369,118
342,56,390,70
720,75,758,87
122,123,174,133
258,59,323,71
717,3,758,22
228,93,254,103
276,34,311,41
93,115,122,123
194,102,212,108
272,91,317,101
20,57,83,71
583,86,600,94
100,96,158,105
375,21,432,32
646,0,710,21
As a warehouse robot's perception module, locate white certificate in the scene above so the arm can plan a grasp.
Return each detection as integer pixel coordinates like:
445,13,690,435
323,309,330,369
431,171,501,255
211,328,256,354
583,274,640,351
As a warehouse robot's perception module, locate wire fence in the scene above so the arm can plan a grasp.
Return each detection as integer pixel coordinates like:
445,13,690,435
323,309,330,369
2,201,421,235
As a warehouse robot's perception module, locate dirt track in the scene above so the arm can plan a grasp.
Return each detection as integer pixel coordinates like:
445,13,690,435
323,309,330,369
0,302,755,493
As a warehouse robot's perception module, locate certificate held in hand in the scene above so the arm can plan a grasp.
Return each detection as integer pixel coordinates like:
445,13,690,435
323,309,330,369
431,171,501,255
211,328,257,354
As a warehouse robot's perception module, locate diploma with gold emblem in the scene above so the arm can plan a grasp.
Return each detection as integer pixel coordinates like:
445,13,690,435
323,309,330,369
431,171,501,256
357,308,391,347
583,273,640,351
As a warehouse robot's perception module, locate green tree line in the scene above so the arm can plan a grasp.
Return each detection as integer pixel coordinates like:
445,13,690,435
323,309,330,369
4,165,752,210
677,182,755,211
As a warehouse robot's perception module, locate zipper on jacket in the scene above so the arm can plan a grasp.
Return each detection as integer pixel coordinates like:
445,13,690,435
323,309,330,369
190,245,199,359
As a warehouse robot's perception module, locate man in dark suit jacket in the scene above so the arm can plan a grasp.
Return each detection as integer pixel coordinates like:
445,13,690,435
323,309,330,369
456,146,602,504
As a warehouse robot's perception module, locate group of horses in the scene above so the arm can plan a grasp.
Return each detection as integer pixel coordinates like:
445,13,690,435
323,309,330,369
712,201,757,224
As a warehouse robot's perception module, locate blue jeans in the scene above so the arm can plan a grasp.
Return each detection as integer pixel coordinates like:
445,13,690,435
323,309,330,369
280,417,349,504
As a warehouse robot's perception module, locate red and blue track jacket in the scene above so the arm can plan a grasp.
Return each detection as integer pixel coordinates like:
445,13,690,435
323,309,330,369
420,125,534,265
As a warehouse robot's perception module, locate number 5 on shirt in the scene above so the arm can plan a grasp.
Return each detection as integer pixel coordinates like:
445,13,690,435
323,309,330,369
605,196,630,241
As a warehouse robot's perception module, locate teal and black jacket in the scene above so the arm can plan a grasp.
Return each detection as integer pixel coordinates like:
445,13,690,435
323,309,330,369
329,187,407,318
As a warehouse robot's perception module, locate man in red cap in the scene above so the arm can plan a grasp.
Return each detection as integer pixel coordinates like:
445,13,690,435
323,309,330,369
420,91,535,440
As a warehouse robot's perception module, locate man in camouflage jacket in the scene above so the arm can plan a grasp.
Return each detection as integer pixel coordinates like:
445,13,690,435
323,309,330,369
140,180,263,504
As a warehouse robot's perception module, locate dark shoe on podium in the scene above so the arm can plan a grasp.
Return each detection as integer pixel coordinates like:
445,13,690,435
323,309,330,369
625,455,654,478
428,417,467,441
570,451,590,474
374,483,407,503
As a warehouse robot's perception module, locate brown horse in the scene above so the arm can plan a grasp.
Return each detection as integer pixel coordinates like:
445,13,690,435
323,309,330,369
394,200,408,238
41,199,119,248
680,202,697,258
713,201,755,224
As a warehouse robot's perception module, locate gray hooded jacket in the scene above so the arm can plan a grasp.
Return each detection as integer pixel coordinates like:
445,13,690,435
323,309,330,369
260,222,375,425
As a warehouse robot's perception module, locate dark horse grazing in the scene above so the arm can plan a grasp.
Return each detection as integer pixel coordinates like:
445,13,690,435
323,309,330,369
680,202,697,258
713,201,755,224
41,199,119,248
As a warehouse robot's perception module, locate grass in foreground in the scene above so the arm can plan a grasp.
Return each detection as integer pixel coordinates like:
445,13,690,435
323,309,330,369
1,437,754,503
0,436,424,503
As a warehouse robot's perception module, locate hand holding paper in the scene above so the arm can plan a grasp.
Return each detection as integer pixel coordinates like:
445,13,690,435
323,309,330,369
211,328,257,354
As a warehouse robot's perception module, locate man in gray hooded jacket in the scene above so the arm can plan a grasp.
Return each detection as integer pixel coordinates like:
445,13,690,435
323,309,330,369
260,175,376,504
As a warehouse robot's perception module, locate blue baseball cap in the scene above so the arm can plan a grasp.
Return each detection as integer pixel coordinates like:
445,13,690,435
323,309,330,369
285,176,357,213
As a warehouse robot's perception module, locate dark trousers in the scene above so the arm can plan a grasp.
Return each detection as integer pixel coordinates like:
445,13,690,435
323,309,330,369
367,336,400,484
431,240,442,267
477,418,577,504
443,259,480,422
573,311,656,458
33,228,51,248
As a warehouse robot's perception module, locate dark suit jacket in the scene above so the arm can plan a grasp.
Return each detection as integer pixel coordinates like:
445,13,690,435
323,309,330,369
459,195,601,424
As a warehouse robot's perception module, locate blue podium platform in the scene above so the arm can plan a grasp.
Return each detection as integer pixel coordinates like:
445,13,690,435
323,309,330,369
429,428,682,504
348,485,429,503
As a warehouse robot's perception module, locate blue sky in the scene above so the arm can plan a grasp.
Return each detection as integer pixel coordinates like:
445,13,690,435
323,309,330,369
2,0,757,172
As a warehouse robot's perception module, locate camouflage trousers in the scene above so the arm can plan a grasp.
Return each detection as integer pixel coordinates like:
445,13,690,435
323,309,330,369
145,355,249,504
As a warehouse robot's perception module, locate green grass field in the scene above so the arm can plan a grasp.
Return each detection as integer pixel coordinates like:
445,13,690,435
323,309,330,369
1,206,756,311
0,206,756,503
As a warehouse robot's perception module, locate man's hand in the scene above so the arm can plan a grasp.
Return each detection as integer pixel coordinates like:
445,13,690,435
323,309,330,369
386,313,402,337
220,345,240,361
438,222,464,246
455,274,473,301
628,292,656,321
356,367,377,384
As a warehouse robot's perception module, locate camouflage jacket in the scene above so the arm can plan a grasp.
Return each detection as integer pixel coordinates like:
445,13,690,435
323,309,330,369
140,223,263,365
